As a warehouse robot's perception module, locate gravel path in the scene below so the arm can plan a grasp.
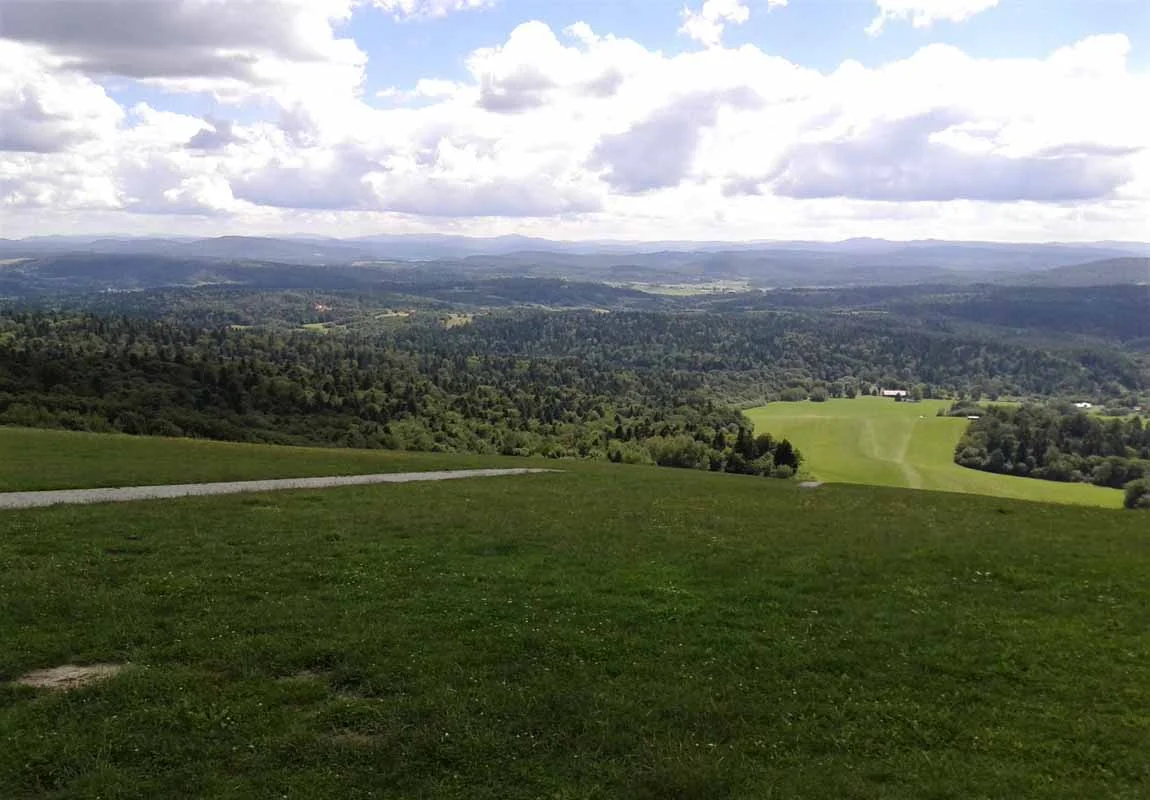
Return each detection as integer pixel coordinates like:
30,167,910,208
0,469,558,510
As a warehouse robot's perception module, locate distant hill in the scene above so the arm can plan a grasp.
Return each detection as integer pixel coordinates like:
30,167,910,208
0,254,237,294
1,236,1146,276
0,253,670,310
1017,257,1150,287
0,236,380,266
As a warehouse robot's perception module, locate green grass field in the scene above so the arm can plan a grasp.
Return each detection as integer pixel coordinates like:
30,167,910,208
0,427,521,492
746,398,1124,509
1,437,1147,798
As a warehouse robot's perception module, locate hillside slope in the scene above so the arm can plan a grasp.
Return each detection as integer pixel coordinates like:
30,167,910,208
1020,257,1150,287
1,440,1147,799
746,399,1124,507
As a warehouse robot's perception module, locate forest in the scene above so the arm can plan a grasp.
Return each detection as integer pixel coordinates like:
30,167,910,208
954,404,1150,492
1,291,1146,479
0,311,804,478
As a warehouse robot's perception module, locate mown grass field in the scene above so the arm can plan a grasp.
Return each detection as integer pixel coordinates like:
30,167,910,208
1,431,1148,798
0,426,516,492
746,398,1123,508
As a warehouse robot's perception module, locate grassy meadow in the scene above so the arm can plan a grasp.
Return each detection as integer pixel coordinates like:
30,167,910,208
0,426,517,492
1,430,1149,797
746,397,1124,508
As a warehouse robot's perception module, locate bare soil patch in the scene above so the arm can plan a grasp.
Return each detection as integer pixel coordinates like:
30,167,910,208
328,731,382,748
14,663,126,691
279,669,327,684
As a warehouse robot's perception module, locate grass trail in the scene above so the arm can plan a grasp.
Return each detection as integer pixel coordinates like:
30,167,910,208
858,415,921,488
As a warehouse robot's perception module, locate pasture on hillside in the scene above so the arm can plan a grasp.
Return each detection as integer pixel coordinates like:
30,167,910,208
0,444,1147,799
0,427,512,493
745,398,1123,508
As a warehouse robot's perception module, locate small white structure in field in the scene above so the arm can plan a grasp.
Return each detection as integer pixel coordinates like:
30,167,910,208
1073,402,1093,409
967,415,981,420
881,389,908,399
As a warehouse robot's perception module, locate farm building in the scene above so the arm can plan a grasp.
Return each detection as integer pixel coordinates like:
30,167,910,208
1073,402,1093,409
881,389,909,399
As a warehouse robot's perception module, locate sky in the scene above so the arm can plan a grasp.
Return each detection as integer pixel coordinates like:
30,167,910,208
1,0,1148,242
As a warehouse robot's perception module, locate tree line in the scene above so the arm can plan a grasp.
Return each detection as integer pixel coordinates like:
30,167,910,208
954,403,1150,494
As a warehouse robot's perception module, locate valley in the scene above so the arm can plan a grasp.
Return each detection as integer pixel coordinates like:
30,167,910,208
1,236,1146,799
5,1,1149,794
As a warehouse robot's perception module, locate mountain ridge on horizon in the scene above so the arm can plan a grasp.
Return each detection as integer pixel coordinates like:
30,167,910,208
6,233,1149,246
3,233,1149,262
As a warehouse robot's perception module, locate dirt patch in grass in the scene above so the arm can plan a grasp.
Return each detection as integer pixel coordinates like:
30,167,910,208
279,670,327,684
328,731,382,748
14,664,126,691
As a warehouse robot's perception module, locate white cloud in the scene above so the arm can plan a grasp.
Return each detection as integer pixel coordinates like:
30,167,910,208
679,0,788,48
371,0,494,19
371,173,601,217
671,0,791,48
867,0,998,35
0,0,365,104
765,109,1134,202
155,174,242,215
0,8,1147,242
680,0,750,48
0,41,123,153
464,21,654,113
591,89,762,193
186,117,243,150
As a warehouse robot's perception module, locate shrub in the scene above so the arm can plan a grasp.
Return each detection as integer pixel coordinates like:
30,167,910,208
643,435,709,470
609,441,654,466
1124,479,1150,510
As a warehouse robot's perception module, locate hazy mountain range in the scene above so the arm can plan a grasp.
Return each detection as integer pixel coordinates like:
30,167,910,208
0,236,1146,295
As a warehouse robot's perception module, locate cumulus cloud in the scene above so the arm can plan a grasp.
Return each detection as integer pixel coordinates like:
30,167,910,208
0,42,123,153
371,0,494,19
591,89,760,193
156,174,243,215
232,146,383,210
0,0,364,100
679,0,751,48
678,0,787,48
0,7,1147,240
867,0,998,35
0,165,121,210
766,109,1135,202
464,21,648,115
478,66,556,113
375,174,601,217
186,117,242,150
